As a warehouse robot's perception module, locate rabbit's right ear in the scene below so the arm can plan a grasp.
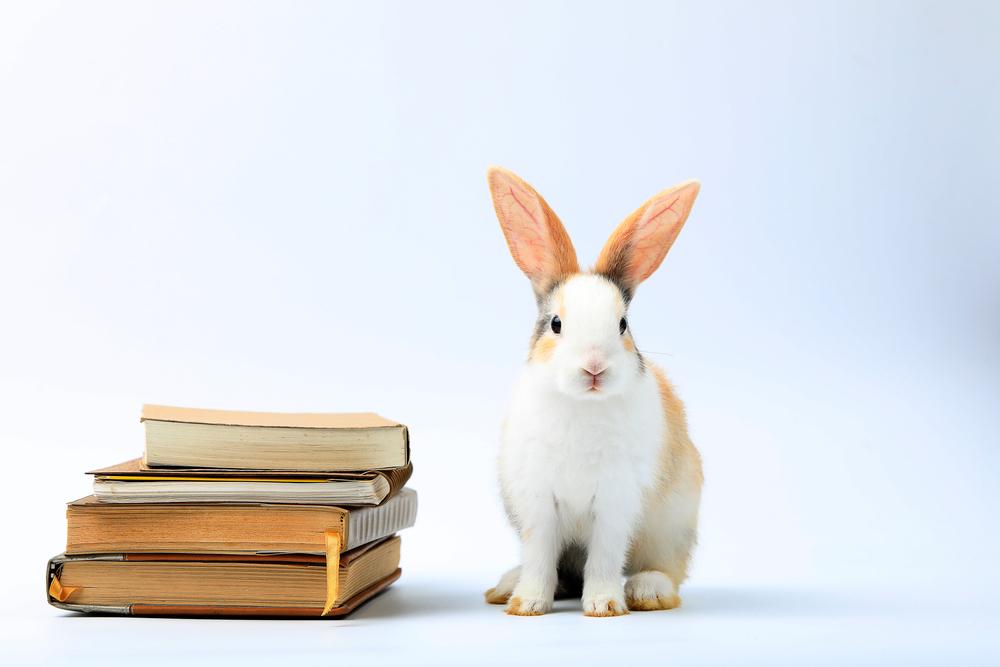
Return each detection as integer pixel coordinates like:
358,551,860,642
487,166,579,296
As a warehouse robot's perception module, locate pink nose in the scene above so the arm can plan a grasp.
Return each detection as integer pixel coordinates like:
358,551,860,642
582,363,606,378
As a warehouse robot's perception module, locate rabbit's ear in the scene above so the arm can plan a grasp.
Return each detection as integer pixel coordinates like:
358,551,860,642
595,180,700,297
488,166,579,294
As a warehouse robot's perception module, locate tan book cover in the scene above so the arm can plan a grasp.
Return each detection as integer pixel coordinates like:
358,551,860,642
142,404,402,429
140,404,410,471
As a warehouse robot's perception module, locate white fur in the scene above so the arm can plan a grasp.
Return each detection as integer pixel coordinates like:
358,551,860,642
497,275,671,615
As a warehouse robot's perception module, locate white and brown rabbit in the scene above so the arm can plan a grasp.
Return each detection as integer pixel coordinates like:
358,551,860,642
484,167,704,617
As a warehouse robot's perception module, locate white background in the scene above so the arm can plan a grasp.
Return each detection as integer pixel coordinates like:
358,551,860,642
1,1,998,665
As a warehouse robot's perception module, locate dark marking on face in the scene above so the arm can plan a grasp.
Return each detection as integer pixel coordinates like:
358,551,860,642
596,264,634,305
533,276,565,310
528,314,548,355
593,271,633,306
528,277,568,351
628,323,646,374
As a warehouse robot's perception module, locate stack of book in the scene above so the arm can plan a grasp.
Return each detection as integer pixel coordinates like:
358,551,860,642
46,404,417,618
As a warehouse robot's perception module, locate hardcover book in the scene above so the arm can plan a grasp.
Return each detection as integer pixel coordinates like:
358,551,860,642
65,487,418,555
142,404,410,471
47,536,401,617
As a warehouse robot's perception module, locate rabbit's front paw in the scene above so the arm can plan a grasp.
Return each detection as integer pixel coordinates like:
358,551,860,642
505,594,552,616
582,587,629,617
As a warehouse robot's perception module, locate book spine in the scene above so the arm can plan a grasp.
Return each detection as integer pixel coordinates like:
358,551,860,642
46,554,131,615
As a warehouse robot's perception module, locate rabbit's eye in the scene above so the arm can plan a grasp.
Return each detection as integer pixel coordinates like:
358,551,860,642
619,318,627,335
550,315,562,334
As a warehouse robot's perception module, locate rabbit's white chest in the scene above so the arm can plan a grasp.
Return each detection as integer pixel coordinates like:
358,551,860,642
499,366,665,538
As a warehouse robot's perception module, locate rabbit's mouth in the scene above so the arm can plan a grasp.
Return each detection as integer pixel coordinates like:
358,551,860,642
583,368,606,392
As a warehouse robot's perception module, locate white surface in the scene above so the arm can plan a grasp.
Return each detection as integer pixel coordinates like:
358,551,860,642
1,1,998,665
5,575,1000,666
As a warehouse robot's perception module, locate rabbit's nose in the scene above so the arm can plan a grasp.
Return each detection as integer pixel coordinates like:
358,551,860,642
582,362,607,377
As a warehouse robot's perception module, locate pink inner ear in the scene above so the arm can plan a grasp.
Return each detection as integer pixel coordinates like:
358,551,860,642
630,188,695,282
644,196,682,226
488,166,580,288
634,195,683,252
495,180,550,279
508,186,540,227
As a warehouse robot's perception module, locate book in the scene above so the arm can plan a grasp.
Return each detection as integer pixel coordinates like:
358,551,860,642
141,404,410,471
65,487,417,555
88,458,413,505
47,536,401,617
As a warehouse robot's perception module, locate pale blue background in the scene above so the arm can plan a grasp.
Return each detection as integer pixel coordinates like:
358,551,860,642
1,1,998,664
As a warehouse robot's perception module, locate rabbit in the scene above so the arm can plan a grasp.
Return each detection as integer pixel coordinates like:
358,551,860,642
483,167,704,617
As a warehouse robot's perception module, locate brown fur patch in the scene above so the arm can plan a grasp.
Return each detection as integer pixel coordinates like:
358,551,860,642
531,337,557,362
484,588,511,605
652,365,704,492
594,209,638,296
634,363,704,588
534,194,580,291
623,336,635,353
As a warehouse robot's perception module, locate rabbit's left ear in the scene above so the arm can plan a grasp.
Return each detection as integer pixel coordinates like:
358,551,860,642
488,166,579,296
596,180,700,297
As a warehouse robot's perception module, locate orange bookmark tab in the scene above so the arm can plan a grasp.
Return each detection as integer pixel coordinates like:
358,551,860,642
322,531,342,616
49,576,79,602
